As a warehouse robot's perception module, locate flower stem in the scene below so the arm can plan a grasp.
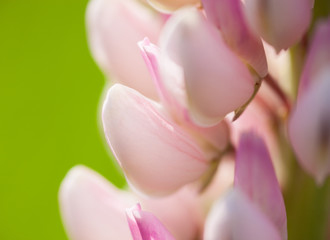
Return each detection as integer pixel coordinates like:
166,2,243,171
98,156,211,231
277,121,330,240
264,74,292,112
283,158,330,240
289,43,306,99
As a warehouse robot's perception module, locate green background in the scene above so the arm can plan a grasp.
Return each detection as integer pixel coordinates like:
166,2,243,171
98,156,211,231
0,1,125,239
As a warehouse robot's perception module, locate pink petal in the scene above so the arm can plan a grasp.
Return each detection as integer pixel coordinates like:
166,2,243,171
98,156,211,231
198,155,235,216
234,132,287,239
230,83,283,178
202,0,267,77
142,187,203,240
127,204,176,240
204,189,281,240
160,8,255,126
102,84,209,196
146,0,201,13
184,120,230,158
243,0,312,52
289,69,330,185
139,37,231,156
298,18,330,99
138,37,186,121
126,204,143,240
60,166,203,240
86,0,163,100
58,166,133,240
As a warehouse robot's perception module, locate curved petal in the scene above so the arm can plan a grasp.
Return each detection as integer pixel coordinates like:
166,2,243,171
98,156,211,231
139,37,231,156
86,0,163,99
127,204,176,240
102,84,209,196
142,187,203,240
289,69,330,185
160,8,255,126
235,132,287,239
126,204,143,240
138,37,186,121
202,0,268,77
58,166,133,240
59,166,203,240
243,0,312,52
204,189,281,240
298,18,330,99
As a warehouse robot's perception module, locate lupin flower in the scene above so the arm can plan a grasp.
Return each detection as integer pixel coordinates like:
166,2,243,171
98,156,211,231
202,0,268,78
243,0,312,52
204,189,281,240
59,166,203,240
157,8,256,126
289,70,330,185
102,84,229,196
204,132,287,240
234,132,287,239
289,19,330,185
59,0,330,239
230,80,286,184
86,0,164,99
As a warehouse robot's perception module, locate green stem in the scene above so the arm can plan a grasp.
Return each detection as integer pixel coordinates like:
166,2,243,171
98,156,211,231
283,156,330,240
277,122,330,240
289,43,306,99
283,4,330,239
264,74,292,112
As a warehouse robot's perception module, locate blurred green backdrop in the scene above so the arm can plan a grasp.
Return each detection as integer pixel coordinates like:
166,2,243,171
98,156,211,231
0,1,125,239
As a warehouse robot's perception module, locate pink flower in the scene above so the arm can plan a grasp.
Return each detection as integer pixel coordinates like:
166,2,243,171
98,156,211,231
59,165,203,240
204,132,287,240
289,19,330,185
202,0,267,78
59,133,287,240
102,84,229,196
101,7,265,197
289,69,330,185
243,0,312,52
158,8,255,126
204,189,282,240
86,0,164,99
234,132,287,239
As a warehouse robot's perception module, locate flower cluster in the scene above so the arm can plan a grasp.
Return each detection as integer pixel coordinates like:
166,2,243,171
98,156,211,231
59,0,330,239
